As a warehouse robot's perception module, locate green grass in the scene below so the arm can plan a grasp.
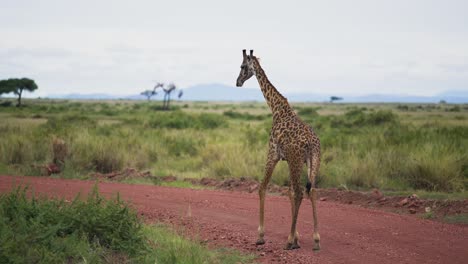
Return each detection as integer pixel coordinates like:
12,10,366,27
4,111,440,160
122,177,204,189
421,211,435,220
142,224,255,264
0,100,467,195
443,214,468,224
0,186,255,264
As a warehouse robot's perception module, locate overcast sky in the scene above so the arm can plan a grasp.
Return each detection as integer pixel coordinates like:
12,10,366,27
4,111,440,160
1,0,468,97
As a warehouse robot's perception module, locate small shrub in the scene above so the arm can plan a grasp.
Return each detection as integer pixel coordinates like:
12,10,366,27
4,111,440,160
0,101,13,107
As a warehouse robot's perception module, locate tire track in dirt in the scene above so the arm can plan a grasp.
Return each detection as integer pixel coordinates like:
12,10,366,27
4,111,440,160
1,176,467,263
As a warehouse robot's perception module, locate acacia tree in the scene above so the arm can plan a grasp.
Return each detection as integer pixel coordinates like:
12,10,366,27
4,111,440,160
141,82,163,101
0,78,38,107
330,96,343,103
140,89,157,101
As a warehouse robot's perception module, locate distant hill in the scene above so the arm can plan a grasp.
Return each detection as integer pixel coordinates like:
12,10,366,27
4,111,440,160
45,83,468,103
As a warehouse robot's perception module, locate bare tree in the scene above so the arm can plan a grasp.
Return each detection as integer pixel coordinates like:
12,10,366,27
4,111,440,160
163,83,177,110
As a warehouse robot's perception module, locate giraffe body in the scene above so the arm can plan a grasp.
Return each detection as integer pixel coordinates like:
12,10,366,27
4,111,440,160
236,50,321,250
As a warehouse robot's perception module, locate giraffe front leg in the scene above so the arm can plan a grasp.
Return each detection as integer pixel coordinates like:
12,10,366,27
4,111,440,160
256,185,266,245
257,148,279,246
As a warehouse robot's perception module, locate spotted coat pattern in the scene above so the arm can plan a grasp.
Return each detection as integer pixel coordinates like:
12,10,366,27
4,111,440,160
236,50,321,251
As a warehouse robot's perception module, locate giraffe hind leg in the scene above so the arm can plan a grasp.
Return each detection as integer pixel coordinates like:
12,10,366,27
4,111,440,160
284,157,303,250
307,153,321,251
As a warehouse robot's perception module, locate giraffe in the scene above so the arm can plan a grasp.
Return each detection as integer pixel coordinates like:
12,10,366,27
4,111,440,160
236,50,321,251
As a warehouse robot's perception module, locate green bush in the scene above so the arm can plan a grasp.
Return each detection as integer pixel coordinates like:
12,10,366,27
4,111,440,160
0,186,146,263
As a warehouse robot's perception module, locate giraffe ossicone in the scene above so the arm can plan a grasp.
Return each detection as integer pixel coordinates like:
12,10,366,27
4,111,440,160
236,49,321,251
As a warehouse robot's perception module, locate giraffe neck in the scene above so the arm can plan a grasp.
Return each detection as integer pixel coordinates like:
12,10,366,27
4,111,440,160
252,58,294,121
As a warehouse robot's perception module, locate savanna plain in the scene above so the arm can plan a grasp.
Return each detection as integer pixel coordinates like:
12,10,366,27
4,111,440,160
0,99,467,263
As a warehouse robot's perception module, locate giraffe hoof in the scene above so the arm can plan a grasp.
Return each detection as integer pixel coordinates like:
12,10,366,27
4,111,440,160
256,238,265,245
313,241,321,251
284,242,300,250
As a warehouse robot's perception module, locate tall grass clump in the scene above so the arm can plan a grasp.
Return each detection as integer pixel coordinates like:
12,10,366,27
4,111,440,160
67,133,127,173
401,145,467,192
0,126,49,167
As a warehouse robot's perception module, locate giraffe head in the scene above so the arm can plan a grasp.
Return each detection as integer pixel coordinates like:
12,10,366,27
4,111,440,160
236,49,256,87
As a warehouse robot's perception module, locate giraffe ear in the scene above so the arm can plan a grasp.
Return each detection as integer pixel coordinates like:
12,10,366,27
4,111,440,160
250,50,254,56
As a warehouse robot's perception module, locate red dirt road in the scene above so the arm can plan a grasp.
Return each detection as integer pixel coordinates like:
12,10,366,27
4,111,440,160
1,176,467,264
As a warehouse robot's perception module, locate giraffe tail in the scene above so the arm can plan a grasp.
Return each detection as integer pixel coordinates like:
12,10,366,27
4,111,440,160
306,180,312,195
306,149,320,196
